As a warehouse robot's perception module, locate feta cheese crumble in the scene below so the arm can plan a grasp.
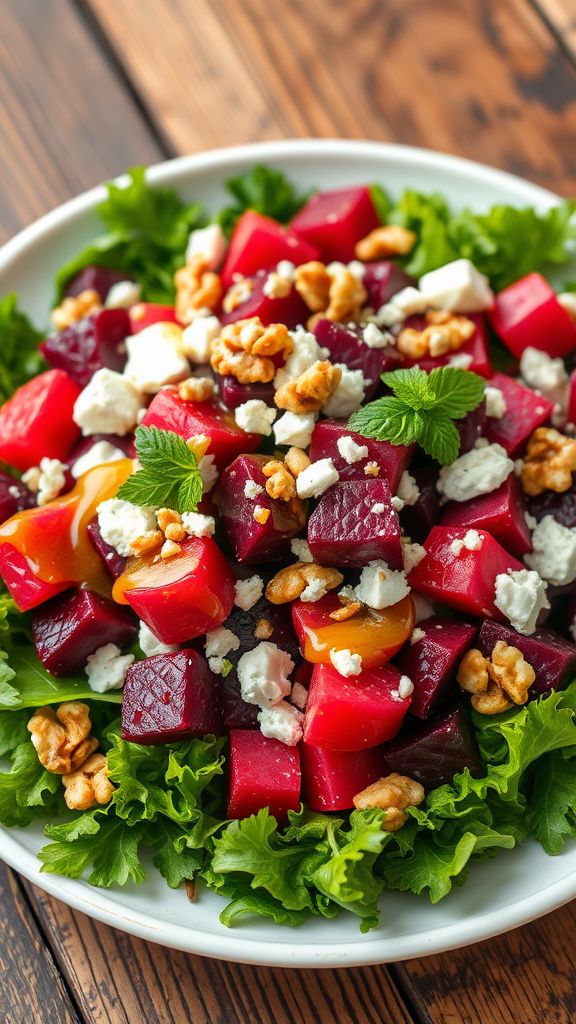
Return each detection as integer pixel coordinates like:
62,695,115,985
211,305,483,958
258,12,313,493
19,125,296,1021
371,502,387,514
449,529,483,555
397,470,420,506
300,577,328,602
398,675,414,698
362,322,391,348
25,458,67,505
85,643,135,693
181,511,216,537
71,440,126,479
485,385,507,420
290,682,308,710
437,443,513,502
329,648,363,677
274,329,328,388
410,627,426,645
204,627,240,659
525,515,576,586
419,259,494,313
185,223,227,269
104,280,141,309
199,453,218,492
96,498,157,556
138,621,179,657
391,496,404,512
237,642,294,707
273,411,316,449
336,435,369,464
234,575,264,611
519,346,569,408
124,323,190,393
181,315,221,363
244,479,264,499
258,702,303,746
322,364,366,418
296,458,339,499
290,537,313,563
234,399,276,436
494,568,550,635
354,560,410,609
377,286,429,326
73,368,143,436
402,540,426,573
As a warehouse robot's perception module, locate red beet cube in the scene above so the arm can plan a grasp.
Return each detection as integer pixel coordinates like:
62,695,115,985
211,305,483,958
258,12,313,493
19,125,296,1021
292,592,414,671
129,303,181,333
309,419,413,491
307,479,402,569
395,616,476,719
401,314,492,377
218,376,276,411
220,271,308,328
290,186,380,263
221,211,318,290
313,318,403,400
227,730,301,820
301,742,381,812
214,455,304,563
363,261,414,310
408,526,523,619
141,392,259,470
0,543,72,611
381,704,482,789
0,370,80,471
32,588,136,676
304,662,411,751
0,471,35,525
40,309,130,388
64,265,133,302
568,370,576,426
122,649,222,744
400,465,440,544
478,619,576,697
485,372,554,456
489,272,576,359
441,475,532,558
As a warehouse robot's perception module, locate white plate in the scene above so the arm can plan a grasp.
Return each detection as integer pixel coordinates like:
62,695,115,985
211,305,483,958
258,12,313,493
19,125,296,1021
0,140,574,967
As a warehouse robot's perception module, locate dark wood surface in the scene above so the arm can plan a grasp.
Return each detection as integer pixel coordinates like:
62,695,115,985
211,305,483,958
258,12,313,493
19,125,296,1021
0,1,575,1021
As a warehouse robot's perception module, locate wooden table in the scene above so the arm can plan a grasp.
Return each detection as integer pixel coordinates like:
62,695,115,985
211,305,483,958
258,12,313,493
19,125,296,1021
1,1,576,1020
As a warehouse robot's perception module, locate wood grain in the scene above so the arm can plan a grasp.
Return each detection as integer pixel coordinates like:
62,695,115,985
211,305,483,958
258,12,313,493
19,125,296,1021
534,0,576,58
87,0,576,193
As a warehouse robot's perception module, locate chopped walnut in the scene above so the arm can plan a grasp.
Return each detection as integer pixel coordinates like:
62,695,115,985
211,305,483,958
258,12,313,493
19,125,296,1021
458,641,534,713
471,685,513,715
294,261,367,328
329,599,362,622
51,289,102,331
262,459,297,502
265,562,344,604
397,310,475,359
487,640,536,705
457,648,489,694
293,261,331,312
178,377,216,402
353,773,425,832
521,427,576,496
263,272,292,299
222,277,255,314
355,225,417,261
211,317,293,384
174,255,223,323
274,360,342,413
62,753,114,811
254,618,274,640
284,447,311,478
130,529,164,555
156,507,186,543
161,539,182,559
28,702,98,775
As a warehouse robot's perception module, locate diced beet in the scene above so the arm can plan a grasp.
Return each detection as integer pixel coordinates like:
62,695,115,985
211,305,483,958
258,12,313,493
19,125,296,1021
122,649,222,744
227,730,301,820
485,372,554,456
441,475,532,559
456,403,488,453
222,680,260,730
221,211,319,290
401,313,492,377
408,526,523,620
303,662,410,750
0,472,35,526
381,704,482,789
141,392,259,470
290,186,380,263
115,536,235,644
362,261,414,310
214,455,304,563
220,271,309,329
0,543,71,611
40,309,130,387
218,376,276,411
313,318,402,400
478,619,576,697
301,742,382,812
64,265,132,301
568,370,576,426
526,481,576,528
309,419,413,491
307,479,402,569
129,303,181,333
32,588,136,676
395,616,476,718
489,272,576,359
0,370,80,471
87,519,127,580
400,465,440,543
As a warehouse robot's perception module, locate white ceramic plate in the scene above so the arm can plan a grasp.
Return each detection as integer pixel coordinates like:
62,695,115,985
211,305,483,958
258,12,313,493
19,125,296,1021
0,140,574,967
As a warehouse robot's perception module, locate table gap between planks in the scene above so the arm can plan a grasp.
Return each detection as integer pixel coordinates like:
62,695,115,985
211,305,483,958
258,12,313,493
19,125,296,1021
0,0,575,1021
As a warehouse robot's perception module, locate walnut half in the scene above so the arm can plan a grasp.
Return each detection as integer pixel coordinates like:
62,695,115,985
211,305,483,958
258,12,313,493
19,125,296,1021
353,773,425,832
28,702,99,774
63,753,115,811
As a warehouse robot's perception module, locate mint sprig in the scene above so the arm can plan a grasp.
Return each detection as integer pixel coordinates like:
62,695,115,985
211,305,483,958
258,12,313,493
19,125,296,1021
117,425,203,513
348,366,485,465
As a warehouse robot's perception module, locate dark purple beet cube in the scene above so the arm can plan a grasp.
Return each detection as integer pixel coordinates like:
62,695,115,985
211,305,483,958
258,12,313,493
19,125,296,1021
308,479,402,568
218,376,276,410
381,704,482,789
526,481,576,529
87,518,127,579
395,616,476,718
220,270,309,329
362,261,413,310
32,588,137,676
40,309,131,387
0,471,35,525
122,649,222,744
309,419,413,492
400,465,440,543
441,475,532,559
455,403,488,453
64,265,133,301
478,619,576,697
313,318,402,400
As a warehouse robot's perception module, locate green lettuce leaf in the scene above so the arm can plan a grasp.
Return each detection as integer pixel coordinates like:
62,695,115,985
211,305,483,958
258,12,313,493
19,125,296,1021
40,811,146,887
0,741,62,827
216,165,311,233
526,748,576,855
0,294,45,403
0,647,122,710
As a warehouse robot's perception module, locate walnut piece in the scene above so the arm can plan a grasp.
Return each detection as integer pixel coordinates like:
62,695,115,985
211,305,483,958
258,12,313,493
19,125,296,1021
397,310,475,359
284,447,311,478
130,529,164,555
521,427,576,496
471,685,513,715
265,562,344,604
262,459,297,502
487,639,536,705
457,641,534,714
51,289,102,331
254,618,274,640
294,261,367,328
62,753,114,811
211,317,293,384
355,225,416,261
353,773,425,832
156,507,186,542
329,599,362,622
174,255,223,323
28,702,98,775
178,377,216,402
222,278,255,314
274,360,342,413
457,648,489,694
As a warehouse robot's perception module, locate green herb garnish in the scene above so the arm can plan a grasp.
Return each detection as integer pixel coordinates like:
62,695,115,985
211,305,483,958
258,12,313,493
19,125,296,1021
216,165,311,234
117,425,204,514
0,294,45,403
348,366,485,465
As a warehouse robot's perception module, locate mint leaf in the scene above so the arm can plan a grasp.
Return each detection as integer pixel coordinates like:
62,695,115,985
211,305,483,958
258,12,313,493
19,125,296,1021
425,366,487,419
216,165,311,233
0,294,45,403
348,396,424,446
117,425,203,514
381,366,436,409
418,409,461,465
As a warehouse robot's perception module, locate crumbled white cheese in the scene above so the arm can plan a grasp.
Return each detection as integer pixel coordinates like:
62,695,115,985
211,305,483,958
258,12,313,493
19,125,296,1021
204,627,240,659
290,682,308,710
274,329,328,388
85,643,135,693
244,479,264,499
354,560,410,609
525,515,576,585
96,498,157,556
234,575,264,611
391,496,404,512
437,442,513,502
181,315,221,363
377,286,429,326
276,259,296,280
104,280,141,309
413,593,434,622
371,502,387,514
419,259,494,312
290,537,313,563
494,568,549,635
519,347,569,409
29,458,67,505
448,352,473,369
71,440,126,479
397,470,420,506
138,621,179,657
234,399,276,436
181,511,215,537
258,701,303,746
322,364,366,418
449,529,484,556
398,675,414,698
208,657,232,676
296,458,339,499
336,435,369,464
73,368,144,436
485,385,507,419
402,540,427,573
410,627,426,645
124,323,190,394
300,577,328,602
199,454,218,492
524,511,537,531
237,642,294,707
273,411,316,448
329,648,363,677
185,223,227,269
362,322,391,348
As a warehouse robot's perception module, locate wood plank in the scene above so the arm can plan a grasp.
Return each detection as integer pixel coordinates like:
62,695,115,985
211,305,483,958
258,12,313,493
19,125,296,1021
87,0,576,193
534,0,576,59
0,0,163,242
24,882,415,1024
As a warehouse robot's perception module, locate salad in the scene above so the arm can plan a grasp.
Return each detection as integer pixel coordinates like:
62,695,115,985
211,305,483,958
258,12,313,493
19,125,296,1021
0,164,575,933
